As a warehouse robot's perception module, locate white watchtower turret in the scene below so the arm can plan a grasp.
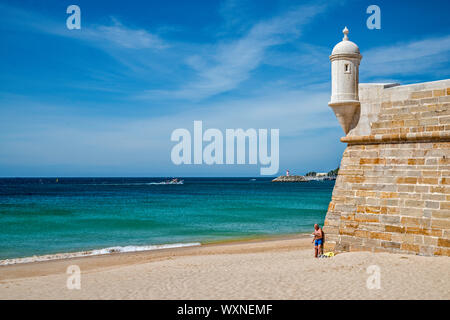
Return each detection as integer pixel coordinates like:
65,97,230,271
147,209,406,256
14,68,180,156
328,27,362,134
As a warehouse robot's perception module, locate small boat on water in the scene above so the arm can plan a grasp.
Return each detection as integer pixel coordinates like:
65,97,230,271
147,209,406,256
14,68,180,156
159,178,184,185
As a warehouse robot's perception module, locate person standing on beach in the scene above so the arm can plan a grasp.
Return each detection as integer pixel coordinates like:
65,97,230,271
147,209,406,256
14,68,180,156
312,224,323,258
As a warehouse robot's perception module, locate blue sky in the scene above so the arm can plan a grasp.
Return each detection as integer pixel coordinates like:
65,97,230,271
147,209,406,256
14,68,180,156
0,0,449,177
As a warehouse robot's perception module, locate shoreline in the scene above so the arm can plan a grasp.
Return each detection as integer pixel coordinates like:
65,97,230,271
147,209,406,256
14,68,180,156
0,232,312,267
0,234,311,281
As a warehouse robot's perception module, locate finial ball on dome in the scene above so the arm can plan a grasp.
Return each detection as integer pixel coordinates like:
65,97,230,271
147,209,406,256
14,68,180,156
343,26,349,41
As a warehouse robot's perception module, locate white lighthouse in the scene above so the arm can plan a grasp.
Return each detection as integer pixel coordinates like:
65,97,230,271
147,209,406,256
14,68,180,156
328,27,362,134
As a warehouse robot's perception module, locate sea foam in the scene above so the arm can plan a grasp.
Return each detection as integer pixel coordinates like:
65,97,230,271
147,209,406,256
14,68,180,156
0,242,201,266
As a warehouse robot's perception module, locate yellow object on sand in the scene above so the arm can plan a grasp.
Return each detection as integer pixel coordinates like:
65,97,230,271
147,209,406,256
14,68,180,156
323,252,334,257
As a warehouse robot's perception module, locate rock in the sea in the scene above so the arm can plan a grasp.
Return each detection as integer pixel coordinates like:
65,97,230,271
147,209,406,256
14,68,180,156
272,175,308,182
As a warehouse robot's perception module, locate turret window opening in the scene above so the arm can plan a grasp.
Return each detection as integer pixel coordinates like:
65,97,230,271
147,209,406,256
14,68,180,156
344,64,351,73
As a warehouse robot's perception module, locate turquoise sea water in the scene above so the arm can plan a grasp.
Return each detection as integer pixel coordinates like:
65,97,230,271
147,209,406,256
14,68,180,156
0,178,334,260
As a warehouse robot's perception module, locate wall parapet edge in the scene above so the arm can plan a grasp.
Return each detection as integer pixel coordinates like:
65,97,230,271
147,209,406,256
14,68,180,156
341,131,450,144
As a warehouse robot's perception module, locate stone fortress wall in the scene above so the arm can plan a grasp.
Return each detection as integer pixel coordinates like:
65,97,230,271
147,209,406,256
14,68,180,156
323,80,450,256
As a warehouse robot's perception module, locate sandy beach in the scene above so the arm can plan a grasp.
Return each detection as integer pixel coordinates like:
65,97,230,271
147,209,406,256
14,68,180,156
0,236,449,300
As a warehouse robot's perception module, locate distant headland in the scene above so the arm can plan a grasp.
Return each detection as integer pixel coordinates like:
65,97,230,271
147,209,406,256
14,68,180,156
272,168,338,182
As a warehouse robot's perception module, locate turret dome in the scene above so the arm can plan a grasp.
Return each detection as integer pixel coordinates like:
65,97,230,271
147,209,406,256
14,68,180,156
331,27,360,55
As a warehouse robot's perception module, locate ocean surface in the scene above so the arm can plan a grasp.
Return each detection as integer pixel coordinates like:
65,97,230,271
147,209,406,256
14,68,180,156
0,178,334,261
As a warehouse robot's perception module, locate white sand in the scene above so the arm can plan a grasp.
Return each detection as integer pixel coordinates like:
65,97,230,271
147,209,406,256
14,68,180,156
0,237,449,299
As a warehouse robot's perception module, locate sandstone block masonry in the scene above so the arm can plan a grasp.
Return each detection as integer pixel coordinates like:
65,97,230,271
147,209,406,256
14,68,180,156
323,80,450,256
